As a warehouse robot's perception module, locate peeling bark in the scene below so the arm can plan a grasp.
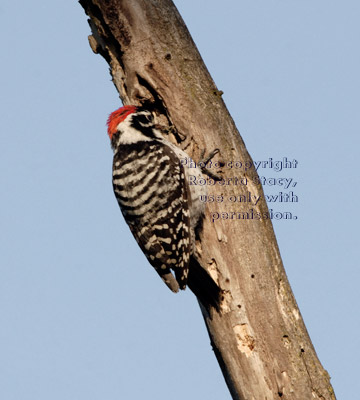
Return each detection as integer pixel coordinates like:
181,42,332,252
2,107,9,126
78,1,336,399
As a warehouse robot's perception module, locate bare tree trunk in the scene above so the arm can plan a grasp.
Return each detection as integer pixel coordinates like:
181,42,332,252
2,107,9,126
78,1,336,399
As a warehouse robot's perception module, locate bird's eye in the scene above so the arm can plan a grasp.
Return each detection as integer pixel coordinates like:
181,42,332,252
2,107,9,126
145,113,153,122
137,113,153,125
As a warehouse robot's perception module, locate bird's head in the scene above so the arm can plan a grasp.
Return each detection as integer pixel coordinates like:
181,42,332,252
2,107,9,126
107,106,158,148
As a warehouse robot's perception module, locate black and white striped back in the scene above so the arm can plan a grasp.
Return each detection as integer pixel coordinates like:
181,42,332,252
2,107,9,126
112,140,192,291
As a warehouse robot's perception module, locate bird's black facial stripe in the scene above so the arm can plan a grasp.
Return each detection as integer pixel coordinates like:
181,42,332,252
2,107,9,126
135,112,153,126
130,111,156,139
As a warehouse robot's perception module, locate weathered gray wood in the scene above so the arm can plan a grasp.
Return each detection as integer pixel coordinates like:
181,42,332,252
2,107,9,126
79,1,336,398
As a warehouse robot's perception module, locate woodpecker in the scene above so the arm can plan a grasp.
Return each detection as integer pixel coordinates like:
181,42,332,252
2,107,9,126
107,106,207,292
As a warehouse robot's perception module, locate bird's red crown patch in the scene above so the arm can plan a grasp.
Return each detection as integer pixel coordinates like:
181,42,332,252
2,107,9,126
107,105,137,139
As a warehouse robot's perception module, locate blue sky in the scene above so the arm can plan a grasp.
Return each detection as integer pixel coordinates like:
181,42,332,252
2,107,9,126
1,1,359,399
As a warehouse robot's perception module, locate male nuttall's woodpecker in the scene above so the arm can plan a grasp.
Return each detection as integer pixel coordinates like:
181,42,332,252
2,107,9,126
107,106,207,292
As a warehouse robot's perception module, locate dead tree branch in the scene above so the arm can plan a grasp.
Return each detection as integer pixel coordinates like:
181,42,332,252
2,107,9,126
79,1,336,398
